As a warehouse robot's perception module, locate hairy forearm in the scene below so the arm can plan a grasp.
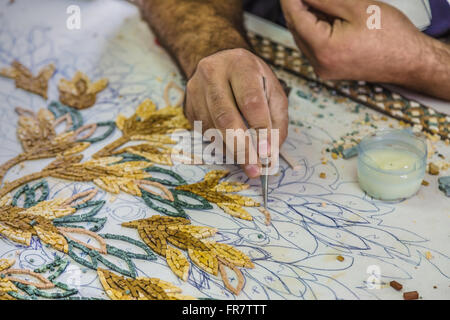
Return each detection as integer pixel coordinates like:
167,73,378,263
399,35,450,101
137,0,250,78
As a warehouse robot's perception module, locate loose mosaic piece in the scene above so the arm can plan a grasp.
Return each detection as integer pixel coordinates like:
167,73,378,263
58,71,108,109
97,268,195,300
0,106,115,184
123,215,254,295
438,176,450,196
248,32,450,140
0,60,55,99
93,97,191,165
175,170,259,221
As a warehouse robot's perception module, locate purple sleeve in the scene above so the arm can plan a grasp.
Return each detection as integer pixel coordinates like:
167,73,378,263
424,0,450,37
243,0,286,26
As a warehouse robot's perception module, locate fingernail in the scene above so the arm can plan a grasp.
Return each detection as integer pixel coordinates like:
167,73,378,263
245,164,260,178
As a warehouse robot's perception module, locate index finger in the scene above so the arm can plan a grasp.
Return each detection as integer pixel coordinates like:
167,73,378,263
230,70,272,157
205,80,261,178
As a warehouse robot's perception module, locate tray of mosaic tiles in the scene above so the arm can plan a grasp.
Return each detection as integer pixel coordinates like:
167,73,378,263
0,0,449,300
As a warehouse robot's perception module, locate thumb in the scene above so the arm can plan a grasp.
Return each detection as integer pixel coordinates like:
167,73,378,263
281,0,329,47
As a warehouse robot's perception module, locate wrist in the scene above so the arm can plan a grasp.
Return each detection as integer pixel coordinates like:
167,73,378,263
177,24,251,78
135,0,250,79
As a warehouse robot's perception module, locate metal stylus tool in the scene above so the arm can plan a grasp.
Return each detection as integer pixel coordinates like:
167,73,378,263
260,76,269,209
260,156,269,209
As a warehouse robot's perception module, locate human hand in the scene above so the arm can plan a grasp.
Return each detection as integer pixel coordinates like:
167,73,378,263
280,0,432,85
184,48,288,178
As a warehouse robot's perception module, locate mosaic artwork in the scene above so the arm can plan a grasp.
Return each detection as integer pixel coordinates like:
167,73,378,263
0,93,258,297
0,61,55,99
58,71,108,110
0,0,448,300
93,98,191,165
0,105,115,185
